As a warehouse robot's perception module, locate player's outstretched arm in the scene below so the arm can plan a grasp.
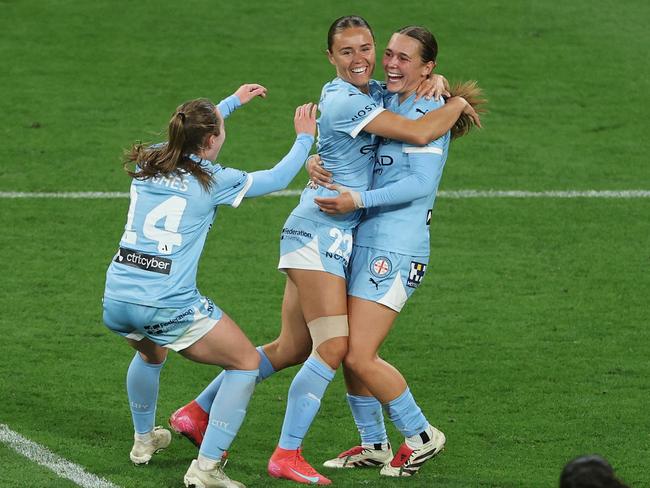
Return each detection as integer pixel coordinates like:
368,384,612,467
364,96,480,146
245,103,317,197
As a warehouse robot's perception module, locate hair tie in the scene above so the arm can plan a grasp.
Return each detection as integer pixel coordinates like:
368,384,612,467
177,111,186,122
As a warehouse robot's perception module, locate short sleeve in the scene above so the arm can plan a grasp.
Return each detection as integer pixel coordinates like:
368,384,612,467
210,166,252,208
330,92,385,139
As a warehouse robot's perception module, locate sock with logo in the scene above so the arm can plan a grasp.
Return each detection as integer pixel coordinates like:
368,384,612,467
347,394,389,446
195,346,275,412
383,387,428,439
126,352,165,434
278,356,335,450
199,369,258,461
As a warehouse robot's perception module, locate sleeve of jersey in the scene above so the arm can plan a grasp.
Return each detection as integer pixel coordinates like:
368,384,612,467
332,93,385,139
245,133,315,197
216,95,241,119
359,150,444,208
210,167,252,208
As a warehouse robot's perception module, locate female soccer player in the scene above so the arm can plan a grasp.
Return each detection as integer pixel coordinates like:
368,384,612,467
102,85,316,488
313,26,485,478
170,16,480,485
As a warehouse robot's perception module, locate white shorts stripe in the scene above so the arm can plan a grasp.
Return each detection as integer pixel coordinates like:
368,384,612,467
0,423,121,488
403,146,443,154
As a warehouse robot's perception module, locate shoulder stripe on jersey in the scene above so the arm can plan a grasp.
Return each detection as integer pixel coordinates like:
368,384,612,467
403,146,443,154
232,174,253,208
350,107,386,138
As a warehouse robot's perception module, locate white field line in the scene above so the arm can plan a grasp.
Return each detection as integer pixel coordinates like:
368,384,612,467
2,189,650,199
0,424,120,488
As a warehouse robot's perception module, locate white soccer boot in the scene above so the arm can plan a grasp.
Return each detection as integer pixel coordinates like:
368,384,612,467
184,459,246,488
129,426,172,465
323,443,393,468
380,426,445,477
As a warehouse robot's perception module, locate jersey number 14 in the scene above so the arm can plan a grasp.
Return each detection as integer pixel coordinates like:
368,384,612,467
122,185,188,254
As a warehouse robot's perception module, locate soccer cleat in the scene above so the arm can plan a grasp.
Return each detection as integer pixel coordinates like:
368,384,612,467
322,443,393,469
380,427,446,477
268,446,332,485
129,426,172,465
184,459,245,488
170,400,209,448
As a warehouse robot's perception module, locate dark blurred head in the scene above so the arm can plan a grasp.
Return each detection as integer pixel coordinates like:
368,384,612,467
560,455,629,488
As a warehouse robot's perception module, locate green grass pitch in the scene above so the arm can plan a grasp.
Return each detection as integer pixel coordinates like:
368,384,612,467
1,0,649,487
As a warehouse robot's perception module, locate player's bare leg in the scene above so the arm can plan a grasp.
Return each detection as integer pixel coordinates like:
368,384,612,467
342,297,445,477
268,269,348,486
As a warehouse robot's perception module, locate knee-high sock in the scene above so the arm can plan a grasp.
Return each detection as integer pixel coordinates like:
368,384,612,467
199,369,258,461
383,387,428,438
278,357,335,450
126,352,165,434
195,346,275,412
347,394,388,445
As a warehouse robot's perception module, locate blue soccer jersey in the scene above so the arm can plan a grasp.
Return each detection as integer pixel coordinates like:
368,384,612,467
104,159,251,308
291,77,385,228
354,93,450,256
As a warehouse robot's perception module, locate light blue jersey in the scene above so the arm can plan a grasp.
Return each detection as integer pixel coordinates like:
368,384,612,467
355,93,450,256
291,77,385,228
104,159,252,309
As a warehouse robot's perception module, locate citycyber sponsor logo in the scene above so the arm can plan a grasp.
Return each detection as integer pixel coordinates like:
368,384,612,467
145,307,194,335
115,247,172,275
370,256,392,278
407,261,427,288
281,227,313,241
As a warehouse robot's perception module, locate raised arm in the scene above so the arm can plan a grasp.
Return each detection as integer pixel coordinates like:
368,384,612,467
364,96,478,145
245,103,317,197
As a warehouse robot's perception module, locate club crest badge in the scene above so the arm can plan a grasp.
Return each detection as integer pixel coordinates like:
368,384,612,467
370,256,392,278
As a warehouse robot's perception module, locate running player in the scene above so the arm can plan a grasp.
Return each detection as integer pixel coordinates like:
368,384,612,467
313,26,486,478
170,16,480,486
102,85,316,488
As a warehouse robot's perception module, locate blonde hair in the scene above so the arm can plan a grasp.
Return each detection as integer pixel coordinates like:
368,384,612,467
449,80,487,139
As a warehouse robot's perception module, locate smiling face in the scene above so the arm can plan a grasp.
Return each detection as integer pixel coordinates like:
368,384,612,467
383,33,435,99
327,27,376,92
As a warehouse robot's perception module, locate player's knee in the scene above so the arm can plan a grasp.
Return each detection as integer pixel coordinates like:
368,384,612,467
233,346,261,371
308,315,349,370
314,336,348,369
342,350,373,378
138,349,167,365
265,339,311,369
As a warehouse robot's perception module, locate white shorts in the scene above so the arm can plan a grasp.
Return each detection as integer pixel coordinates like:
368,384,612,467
278,214,354,279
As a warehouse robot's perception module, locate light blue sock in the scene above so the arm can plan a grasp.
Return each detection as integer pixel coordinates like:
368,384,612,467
126,352,165,434
195,346,275,412
383,387,428,438
199,369,258,460
347,394,388,445
278,356,335,450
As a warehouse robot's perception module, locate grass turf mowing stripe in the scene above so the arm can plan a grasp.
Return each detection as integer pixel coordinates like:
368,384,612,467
2,190,650,199
0,424,121,488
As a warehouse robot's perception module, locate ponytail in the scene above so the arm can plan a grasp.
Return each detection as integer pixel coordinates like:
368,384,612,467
449,81,487,140
123,99,220,191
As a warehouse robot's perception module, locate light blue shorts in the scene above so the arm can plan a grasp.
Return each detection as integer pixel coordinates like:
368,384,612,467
278,214,354,279
102,296,223,351
347,246,429,312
